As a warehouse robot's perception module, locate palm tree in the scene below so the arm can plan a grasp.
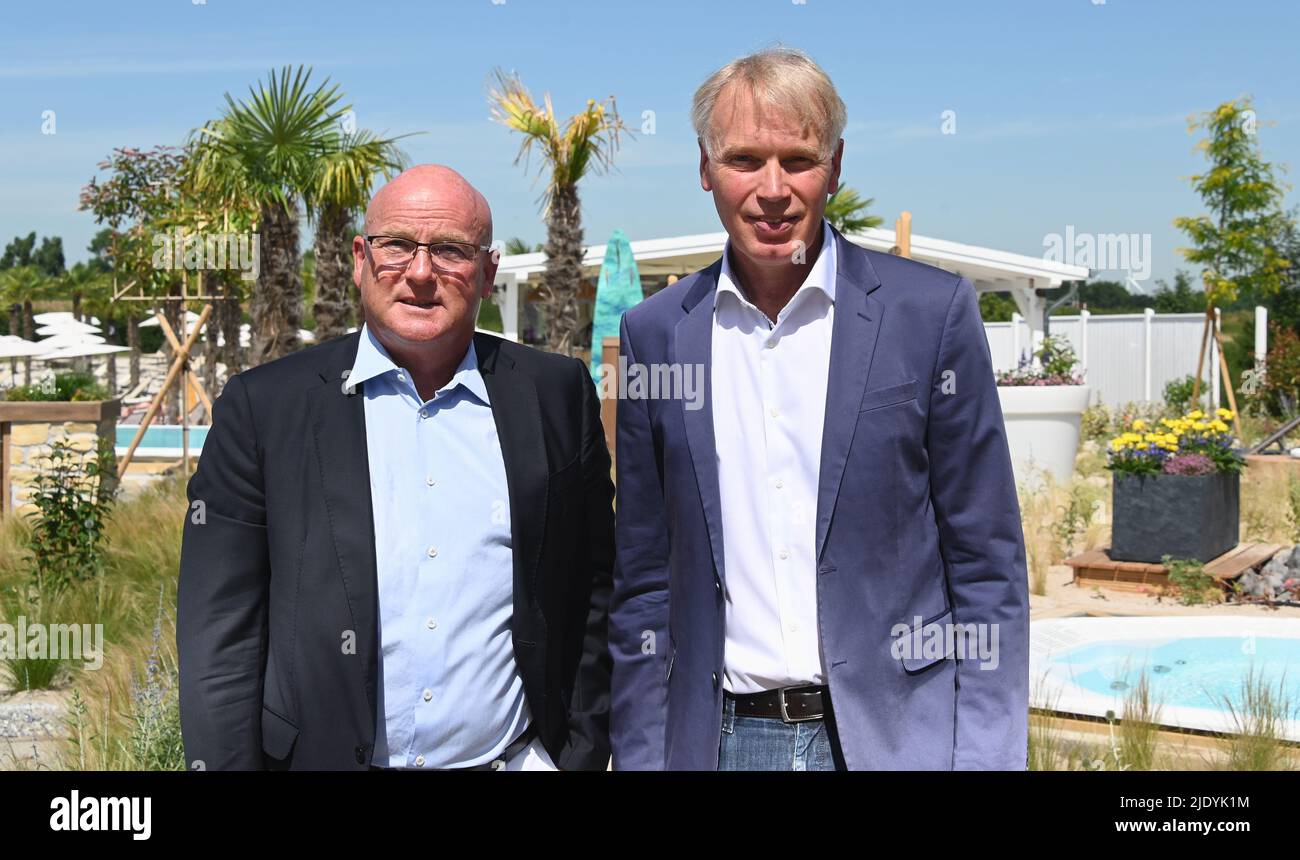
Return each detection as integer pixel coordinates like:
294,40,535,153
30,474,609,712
825,185,884,235
0,266,52,384
488,69,627,357
308,130,406,341
60,261,106,323
77,272,121,394
503,237,544,255
189,65,349,365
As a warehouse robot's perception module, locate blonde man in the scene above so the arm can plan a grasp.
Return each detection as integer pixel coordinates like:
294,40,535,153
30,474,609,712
609,48,1029,770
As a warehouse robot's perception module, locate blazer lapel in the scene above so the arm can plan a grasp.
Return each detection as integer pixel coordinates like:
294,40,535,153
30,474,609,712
675,262,727,587
475,333,548,619
307,331,380,718
816,230,885,562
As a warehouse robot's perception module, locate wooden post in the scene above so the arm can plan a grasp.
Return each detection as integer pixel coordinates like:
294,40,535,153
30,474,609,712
895,211,912,259
1,421,9,518
1213,327,1244,440
117,303,212,478
600,335,619,476
1191,307,1213,406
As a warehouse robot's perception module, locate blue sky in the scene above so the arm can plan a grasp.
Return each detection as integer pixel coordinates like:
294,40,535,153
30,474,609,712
1,0,1297,290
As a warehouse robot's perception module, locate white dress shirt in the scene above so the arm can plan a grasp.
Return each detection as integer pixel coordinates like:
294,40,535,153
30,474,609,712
712,220,837,695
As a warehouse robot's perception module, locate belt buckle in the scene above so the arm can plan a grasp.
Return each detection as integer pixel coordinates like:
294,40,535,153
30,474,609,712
778,685,819,724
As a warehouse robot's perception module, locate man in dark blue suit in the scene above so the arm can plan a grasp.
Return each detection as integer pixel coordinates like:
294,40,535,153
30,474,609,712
609,47,1029,770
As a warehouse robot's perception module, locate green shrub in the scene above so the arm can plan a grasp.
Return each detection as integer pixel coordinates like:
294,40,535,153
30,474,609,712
1162,374,1202,412
25,437,118,594
3,370,110,402
1163,555,1219,606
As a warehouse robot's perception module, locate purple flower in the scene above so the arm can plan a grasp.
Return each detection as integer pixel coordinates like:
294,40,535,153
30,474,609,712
1162,453,1216,476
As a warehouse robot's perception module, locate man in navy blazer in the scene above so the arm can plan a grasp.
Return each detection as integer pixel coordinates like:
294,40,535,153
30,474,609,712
609,47,1029,770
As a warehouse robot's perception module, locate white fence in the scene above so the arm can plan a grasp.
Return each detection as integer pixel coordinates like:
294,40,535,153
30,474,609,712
983,307,1270,408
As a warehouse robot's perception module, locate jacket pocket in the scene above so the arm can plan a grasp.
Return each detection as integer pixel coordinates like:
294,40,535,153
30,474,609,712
858,378,918,413
895,608,957,673
261,705,300,761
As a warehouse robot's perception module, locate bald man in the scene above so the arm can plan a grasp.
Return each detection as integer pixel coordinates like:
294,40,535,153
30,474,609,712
178,165,615,771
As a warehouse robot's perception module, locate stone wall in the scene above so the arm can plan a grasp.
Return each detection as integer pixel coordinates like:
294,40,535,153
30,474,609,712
0,401,119,520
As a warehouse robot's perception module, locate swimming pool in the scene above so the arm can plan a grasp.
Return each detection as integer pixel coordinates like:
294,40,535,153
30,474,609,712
115,424,209,457
1031,616,1300,739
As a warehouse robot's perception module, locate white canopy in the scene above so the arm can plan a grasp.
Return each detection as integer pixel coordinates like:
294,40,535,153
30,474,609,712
492,225,1090,346
33,311,101,326
37,333,107,349
140,310,203,328
0,337,51,358
42,343,131,359
36,321,102,336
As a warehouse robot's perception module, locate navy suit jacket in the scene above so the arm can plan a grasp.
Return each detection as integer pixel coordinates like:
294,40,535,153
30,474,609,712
609,226,1029,770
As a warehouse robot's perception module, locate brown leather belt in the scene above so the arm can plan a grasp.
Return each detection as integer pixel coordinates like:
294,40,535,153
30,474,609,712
725,684,829,723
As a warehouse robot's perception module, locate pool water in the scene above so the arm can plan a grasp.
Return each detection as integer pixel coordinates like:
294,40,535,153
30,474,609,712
115,425,209,450
1053,636,1300,713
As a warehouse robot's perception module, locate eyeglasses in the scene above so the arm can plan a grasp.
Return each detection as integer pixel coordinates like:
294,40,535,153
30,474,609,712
363,235,494,272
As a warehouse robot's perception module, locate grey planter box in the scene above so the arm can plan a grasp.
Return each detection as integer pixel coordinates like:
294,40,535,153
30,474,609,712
1110,471,1240,564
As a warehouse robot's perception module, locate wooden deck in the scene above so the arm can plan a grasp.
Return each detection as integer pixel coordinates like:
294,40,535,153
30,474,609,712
1066,542,1283,593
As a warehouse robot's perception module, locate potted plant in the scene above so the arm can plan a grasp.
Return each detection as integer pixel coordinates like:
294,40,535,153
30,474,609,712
1106,407,1244,563
996,334,1091,487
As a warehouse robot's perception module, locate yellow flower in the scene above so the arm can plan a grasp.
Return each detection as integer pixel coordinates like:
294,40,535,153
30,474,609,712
1210,420,1228,433
1216,408,1234,420
1187,410,1205,420
1132,419,1147,431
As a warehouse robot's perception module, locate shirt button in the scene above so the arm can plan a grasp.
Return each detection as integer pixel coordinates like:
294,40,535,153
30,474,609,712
423,689,433,702
789,623,799,633
427,617,437,630
415,755,426,767
419,409,429,419
778,548,790,560
775,478,784,489
397,373,406,382
425,475,436,487
427,547,438,558
769,407,779,418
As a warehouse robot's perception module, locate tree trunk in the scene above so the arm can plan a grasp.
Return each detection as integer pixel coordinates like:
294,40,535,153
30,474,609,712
250,201,303,364
220,282,243,381
163,298,182,424
353,278,366,330
541,184,584,357
22,299,34,385
312,204,354,343
7,303,18,380
106,349,117,397
128,315,140,391
72,292,82,322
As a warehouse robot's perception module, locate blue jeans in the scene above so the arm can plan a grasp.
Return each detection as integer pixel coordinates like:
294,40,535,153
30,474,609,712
718,694,847,771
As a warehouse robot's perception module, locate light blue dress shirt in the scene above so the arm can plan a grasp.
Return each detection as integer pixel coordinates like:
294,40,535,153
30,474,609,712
346,324,529,768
